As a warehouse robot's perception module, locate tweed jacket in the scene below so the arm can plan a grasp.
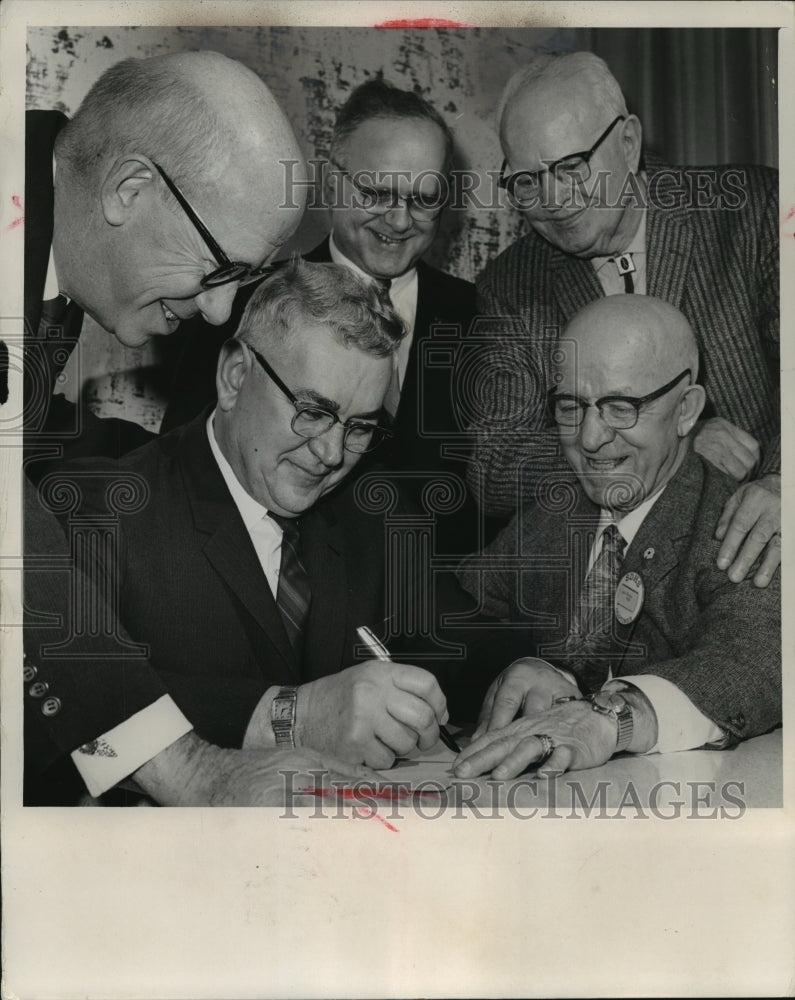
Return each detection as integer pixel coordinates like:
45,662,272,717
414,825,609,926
468,159,780,518
457,448,781,746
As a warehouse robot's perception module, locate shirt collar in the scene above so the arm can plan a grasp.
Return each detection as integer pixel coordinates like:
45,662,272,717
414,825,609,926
328,233,417,296
592,201,647,275
206,411,273,533
597,478,666,549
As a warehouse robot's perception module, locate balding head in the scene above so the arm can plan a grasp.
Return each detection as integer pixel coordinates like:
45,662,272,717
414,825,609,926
53,52,305,348
497,51,643,260
551,295,705,513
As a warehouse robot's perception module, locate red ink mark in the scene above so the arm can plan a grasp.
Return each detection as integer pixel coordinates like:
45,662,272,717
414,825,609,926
7,194,24,231
375,18,471,28
785,206,795,221
296,783,442,832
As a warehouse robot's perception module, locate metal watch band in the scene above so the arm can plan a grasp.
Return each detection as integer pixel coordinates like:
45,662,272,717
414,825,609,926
271,686,298,748
588,690,634,755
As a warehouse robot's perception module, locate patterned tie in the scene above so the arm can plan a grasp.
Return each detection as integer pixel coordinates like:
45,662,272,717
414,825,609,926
268,512,311,652
373,278,401,418
562,523,626,691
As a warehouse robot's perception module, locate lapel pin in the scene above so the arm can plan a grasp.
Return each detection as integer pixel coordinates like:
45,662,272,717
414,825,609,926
615,571,645,625
643,547,655,560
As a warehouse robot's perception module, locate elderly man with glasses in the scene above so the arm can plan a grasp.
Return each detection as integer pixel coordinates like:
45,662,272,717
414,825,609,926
25,261,521,805
455,294,780,780
467,50,780,589
18,51,304,484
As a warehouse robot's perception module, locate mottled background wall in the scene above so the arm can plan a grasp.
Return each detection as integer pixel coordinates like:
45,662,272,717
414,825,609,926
26,25,778,430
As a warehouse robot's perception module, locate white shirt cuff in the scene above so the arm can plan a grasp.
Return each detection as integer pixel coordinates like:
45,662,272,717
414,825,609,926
608,676,726,753
70,696,193,797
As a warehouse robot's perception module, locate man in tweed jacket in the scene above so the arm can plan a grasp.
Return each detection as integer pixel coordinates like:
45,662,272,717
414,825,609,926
467,51,780,590
454,295,780,780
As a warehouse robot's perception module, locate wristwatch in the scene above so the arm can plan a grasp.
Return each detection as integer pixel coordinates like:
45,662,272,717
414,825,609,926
588,689,633,754
271,686,298,747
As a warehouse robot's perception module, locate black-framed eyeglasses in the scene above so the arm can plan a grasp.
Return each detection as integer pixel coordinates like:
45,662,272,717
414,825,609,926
329,159,447,221
549,368,692,430
245,343,393,454
498,115,626,206
153,162,273,289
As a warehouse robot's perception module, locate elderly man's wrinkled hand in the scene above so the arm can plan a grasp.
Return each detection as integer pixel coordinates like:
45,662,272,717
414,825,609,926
693,417,760,482
472,657,581,740
454,701,616,780
716,473,781,587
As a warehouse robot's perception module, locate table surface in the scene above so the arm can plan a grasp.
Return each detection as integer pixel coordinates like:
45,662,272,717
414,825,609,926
441,729,783,812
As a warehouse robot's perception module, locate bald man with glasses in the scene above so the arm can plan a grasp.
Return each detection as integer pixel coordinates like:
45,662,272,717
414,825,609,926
468,50,780,590
19,51,304,484
455,295,780,780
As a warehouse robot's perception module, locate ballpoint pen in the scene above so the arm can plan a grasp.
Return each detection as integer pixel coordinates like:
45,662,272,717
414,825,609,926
356,625,461,754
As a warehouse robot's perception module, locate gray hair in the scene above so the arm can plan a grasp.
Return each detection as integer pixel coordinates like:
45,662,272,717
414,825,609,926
497,51,628,133
236,259,405,358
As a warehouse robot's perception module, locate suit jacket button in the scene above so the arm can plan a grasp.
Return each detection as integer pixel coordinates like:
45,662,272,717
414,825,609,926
41,697,62,717
29,680,49,698
23,664,38,682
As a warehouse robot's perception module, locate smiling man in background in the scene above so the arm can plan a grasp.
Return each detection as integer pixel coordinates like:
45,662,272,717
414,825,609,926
18,50,304,481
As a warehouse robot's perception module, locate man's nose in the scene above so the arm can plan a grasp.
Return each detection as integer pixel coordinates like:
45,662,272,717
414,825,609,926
194,282,239,326
307,424,346,469
382,199,414,232
579,404,617,452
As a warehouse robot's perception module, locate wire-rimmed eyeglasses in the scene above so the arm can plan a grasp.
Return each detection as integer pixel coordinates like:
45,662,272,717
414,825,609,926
329,159,447,221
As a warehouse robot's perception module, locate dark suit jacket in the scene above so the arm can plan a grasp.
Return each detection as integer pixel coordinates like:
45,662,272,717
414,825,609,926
23,110,154,485
457,448,781,747
469,159,780,517
160,238,481,552
30,411,520,771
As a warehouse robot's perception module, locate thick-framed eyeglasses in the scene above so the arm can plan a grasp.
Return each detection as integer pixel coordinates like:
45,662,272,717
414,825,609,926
153,162,272,289
549,368,692,430
245,343,393,454
329,159,447,221
498,115,626,206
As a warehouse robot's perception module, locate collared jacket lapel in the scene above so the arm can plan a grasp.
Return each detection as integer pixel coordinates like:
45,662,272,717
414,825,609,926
177,413,299,682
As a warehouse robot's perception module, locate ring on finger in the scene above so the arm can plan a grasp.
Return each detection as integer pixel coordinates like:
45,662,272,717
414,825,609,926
535,733,555,766
553,695,577,705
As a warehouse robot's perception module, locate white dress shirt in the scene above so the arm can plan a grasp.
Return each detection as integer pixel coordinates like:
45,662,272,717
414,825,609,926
328,234,418,392
591,207,648,296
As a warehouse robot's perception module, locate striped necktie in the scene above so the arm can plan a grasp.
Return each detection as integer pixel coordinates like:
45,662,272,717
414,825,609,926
562,523,626,691
268,512,311,652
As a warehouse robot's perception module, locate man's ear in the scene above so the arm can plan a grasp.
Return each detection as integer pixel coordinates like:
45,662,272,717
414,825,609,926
677,383,706,437
100,155,157,226
620,115,643,174
216,339,249,412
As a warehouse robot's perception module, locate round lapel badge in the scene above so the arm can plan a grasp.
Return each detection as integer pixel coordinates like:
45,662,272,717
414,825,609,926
615,571,644,625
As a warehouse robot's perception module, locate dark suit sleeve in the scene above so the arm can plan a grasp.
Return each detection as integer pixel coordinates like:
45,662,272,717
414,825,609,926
755,167,780,475
24,477,169,781
620,563,781,747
